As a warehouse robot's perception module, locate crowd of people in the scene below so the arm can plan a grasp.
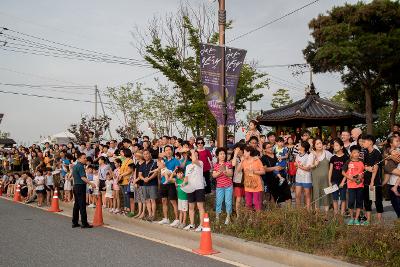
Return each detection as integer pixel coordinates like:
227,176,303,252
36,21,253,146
1,121,399,230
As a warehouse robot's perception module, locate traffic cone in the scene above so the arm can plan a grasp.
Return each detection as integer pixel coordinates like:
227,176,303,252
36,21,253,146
48,189,62,212
92,195,104,227
193,213,219,255
13,184,21,202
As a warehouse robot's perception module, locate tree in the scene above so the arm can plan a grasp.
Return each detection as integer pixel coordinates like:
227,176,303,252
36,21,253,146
142,80,181,137
133,2,267,137
303,0,400,133
105,83,145,139
271,88,293,109
67,115,111,143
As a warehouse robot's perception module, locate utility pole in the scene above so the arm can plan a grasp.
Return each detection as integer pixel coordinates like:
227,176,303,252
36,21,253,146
94,85,98,141
217,0,226,148
97,89,113,139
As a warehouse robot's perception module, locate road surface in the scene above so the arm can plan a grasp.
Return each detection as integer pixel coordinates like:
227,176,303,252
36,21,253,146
0,198,232,267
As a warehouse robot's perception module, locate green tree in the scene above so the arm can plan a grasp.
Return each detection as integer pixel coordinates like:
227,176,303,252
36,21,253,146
303,0,400,134
105,83,145,139
271,88,293,109
133,3,267,137
67,115,111,143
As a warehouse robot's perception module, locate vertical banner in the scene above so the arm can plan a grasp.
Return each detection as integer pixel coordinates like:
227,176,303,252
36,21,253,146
225,47,247,125
200,44,225,125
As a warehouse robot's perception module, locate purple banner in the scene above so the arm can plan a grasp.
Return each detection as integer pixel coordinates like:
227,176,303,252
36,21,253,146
200,43,225,125
225,47,247,125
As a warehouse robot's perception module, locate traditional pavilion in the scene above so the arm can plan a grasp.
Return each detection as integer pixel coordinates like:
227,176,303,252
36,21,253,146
257,83,368,138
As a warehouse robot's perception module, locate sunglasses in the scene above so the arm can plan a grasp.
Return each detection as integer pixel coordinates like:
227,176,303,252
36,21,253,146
197,142,204,145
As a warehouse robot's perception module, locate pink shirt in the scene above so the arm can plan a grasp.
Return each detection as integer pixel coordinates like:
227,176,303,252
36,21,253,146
198,149,212,172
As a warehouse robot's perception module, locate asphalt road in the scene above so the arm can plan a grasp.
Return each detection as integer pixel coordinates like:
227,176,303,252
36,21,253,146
0,198,232,267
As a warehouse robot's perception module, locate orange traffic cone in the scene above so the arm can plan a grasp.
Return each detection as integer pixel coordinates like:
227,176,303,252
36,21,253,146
92,195,104,227
13,184,21,202
48,189,62,212
193,213,219,255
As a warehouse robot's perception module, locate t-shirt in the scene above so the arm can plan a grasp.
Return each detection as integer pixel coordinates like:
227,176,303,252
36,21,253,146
242,158,264,192
135,162,144,186
261,154,277,185
72,162,86,185
363,148,382,186
45,175,54,186
99,164,111,181
389,163,400,185
139,160,158,186
120,158,133,185
274,146,288,168
184,161,205,191
161,157,180,184
329,154,349,185
34,176,45,190
176,178,187,200
343,160,365,189
295,153,312,184
61,158,70,177
105,180,113,192
198,149,212,172
213,162,233,188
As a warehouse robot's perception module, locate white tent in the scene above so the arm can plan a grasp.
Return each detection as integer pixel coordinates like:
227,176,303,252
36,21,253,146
50,132,76,145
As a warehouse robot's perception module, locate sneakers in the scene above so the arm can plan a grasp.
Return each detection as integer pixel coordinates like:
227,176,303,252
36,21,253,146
170,219,180,227
178,223,185,229
195,225,203,232
225,215,231,225
361,221,370,226
278,177,285,186
158,218,170,225
183,224,195,231
353,219,361,226
347,219,355,225
88,204,96,208
126,212,135,218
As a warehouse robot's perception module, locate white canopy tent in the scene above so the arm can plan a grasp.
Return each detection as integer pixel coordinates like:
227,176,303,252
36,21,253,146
50,132,76,145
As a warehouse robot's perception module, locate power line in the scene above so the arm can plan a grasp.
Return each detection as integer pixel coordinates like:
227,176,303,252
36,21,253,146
0,66,92,86
0,89,104,104
257,63,307,69
227,0,321,43
0,82,92,90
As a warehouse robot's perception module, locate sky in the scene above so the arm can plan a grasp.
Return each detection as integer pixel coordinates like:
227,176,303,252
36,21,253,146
0,0,364,144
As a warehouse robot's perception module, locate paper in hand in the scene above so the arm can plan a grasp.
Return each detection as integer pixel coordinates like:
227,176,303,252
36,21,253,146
323,184,339,195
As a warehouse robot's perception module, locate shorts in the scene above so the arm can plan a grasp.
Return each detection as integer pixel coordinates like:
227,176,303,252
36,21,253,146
187,189,205,203
234,186,245,197
105,191,113,198
99,180,106,192
159,183,177,200
295,182,312,189
134,186,145,203
348,188,363,209
143,185,158,200
332,186,347,201
36,189,46,195
129,192,135,198
178,199,188,211
384,160,397,174
46,185,54,191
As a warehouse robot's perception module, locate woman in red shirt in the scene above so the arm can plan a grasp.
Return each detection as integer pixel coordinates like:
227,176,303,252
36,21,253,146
196,137,213,194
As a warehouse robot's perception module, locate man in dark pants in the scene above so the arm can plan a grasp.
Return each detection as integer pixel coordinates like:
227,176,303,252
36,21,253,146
72,153,96,228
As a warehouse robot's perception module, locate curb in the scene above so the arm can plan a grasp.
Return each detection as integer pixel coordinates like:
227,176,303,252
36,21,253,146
1,196,360,267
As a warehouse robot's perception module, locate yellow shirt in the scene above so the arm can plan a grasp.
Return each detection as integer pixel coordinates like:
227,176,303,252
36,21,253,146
119,158,133,185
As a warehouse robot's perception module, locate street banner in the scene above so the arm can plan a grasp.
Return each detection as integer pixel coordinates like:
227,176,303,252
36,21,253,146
200,43,225,125
225,47,247,125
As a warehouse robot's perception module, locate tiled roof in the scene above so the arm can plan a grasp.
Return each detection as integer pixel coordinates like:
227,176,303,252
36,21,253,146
258,84,367,126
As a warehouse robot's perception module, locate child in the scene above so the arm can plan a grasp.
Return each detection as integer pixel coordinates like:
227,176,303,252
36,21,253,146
45,168,54,206
86,165,94,207
169,167,188,228
274,137,288,186
104,172,113,210
92,165,100,205
34,170,46,207
342,145,365,226
328,138,349,215
112,159,121,214
6,174,15,197
63,165,73,202
382,136,400,196
26,172,34,201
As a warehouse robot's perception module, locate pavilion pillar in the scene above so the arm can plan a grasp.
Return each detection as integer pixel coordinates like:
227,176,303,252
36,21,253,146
330,125,337,138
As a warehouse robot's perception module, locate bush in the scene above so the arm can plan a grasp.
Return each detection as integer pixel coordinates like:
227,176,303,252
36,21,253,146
210,207,400,267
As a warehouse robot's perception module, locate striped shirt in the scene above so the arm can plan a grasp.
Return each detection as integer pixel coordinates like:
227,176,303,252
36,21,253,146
214,162,233,188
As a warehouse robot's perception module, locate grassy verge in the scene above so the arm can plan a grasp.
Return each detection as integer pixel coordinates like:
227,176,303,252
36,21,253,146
208,207,400,267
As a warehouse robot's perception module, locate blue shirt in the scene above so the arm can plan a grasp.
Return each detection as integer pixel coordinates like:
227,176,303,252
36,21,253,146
61,158,70,177
161,157,181,184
